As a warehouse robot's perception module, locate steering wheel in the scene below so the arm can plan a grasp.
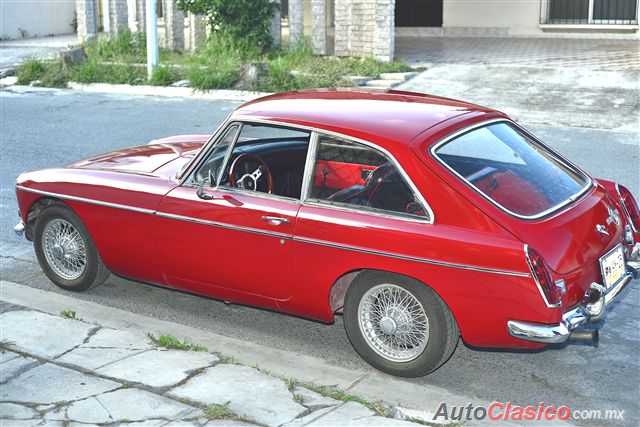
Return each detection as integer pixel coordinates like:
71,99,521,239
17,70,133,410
228,153,274,194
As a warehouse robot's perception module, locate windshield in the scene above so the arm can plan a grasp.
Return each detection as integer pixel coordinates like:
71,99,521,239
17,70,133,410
432,122,589,218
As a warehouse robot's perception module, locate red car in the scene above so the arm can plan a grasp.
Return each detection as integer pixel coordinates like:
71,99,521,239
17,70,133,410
14,89,639,377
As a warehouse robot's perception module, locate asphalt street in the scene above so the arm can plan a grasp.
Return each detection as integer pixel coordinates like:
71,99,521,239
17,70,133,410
1,88,639,426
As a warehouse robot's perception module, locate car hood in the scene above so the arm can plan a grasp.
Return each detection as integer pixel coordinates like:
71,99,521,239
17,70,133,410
68,136,209,174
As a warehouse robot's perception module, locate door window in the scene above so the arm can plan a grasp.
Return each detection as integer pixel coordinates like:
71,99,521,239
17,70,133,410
307,136,428,219
193,122,311,199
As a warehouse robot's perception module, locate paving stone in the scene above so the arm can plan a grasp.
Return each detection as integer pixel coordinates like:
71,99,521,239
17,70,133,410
0,355,38,383
1,350,20,363
305,402,373,425
293,386,341,411
206,420,259,426
0,310,95,358
305,402,420,426
58,328,154,370
0,420,65,426
65,388,200,424
169,364,306,427
83,328,153,350
0,402,39,419
96,349,217,388
57,346,148,370
0,363,120,404
282,406,336,427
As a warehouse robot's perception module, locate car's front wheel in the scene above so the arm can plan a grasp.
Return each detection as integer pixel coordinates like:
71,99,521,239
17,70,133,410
33,202,110,291
343,271,459,377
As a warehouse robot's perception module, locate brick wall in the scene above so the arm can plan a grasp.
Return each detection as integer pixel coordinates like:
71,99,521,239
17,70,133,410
334,0,395,62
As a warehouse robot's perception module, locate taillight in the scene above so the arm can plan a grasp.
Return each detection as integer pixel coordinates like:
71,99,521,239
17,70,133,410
526,247,563,306
616,184,640,232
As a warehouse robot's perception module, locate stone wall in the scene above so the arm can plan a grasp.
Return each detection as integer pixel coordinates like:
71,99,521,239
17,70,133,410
334,0,394,62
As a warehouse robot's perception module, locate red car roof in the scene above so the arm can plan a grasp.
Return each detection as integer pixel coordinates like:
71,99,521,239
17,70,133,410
234,88,496,146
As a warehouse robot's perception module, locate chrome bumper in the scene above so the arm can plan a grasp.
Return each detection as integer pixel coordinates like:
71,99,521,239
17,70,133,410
14,220,25,237
508,271,634,344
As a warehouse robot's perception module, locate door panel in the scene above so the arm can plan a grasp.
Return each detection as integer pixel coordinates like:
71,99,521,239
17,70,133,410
156,186,298,300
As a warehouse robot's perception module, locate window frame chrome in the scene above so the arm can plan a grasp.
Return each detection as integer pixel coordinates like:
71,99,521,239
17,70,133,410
430,118,593,221
180,117,435,224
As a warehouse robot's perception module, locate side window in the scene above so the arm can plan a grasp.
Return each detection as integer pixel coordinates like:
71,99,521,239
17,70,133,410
308,136,427,219
192,124,239,185
219,123,311,199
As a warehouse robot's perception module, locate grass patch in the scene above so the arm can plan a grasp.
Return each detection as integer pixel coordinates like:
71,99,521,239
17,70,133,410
203,402,254,423
15,31,419,92
150,65,178,86
147,333,208,351
302,383,390,417
60,310,78,320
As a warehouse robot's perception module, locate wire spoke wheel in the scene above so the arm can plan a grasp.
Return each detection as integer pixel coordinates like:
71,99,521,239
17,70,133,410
42,218,87,280
357,283,429,362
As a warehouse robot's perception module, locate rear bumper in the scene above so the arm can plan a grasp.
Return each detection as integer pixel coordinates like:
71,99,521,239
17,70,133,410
507,270,634,344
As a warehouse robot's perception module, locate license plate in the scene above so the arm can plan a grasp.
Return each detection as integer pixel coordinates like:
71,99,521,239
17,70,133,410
599,244,626,289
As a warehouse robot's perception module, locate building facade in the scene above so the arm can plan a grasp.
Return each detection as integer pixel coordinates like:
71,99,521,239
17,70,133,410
73,0,639,61
288,0,639,61
1,0,76,39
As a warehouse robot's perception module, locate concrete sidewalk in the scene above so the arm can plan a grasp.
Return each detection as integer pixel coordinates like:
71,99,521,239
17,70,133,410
0,35,78,73
0,300,423,426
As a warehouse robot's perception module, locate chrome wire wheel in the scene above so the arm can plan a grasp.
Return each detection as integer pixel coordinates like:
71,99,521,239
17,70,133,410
41,218,87,280
357,283,429,362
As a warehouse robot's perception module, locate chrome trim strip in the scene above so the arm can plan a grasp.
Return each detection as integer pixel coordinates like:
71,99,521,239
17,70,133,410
429,118,593,221
294,235,531,277
155,211,292,240
524,244,562,308
300,131,319,202
302,199,432,224
15,186,155,215
615,182,638,232
177,114,234,183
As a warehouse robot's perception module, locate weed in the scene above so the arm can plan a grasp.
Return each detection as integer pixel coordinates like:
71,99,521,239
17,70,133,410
203,402,236,420
149,65,178,86
250,363,271,376
218,354,240,364
16,57,47,85
281,376,297,392
302,383,390,417
147,333,208,351
60,310,77,319
0,34,11,41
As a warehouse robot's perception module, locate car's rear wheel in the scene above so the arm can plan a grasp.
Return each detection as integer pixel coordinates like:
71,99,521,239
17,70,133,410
343,271,459,377
33,202,110,291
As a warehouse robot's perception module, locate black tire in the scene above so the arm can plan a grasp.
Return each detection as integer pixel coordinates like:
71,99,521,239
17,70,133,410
343,271,459,377
33,202,110,291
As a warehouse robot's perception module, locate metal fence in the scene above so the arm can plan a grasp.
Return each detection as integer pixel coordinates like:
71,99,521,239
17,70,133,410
540,0,639,24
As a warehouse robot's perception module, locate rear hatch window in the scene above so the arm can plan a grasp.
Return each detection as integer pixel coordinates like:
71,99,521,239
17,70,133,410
432,121,590,218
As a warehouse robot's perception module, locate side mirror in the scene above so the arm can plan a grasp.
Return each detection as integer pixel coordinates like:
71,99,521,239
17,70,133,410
196,169,215,200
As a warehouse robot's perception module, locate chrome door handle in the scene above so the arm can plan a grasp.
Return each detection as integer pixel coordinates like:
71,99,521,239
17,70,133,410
261,216,290,225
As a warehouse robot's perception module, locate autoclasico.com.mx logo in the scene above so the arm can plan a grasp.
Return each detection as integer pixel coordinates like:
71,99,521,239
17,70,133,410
432,402,625,423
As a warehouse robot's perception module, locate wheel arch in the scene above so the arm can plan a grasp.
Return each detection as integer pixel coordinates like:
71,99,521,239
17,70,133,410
24,197,66,240
328,268,460,331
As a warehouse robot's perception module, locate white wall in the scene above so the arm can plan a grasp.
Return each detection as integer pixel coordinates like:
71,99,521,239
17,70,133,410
1,0,76,40
443,0,542,35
